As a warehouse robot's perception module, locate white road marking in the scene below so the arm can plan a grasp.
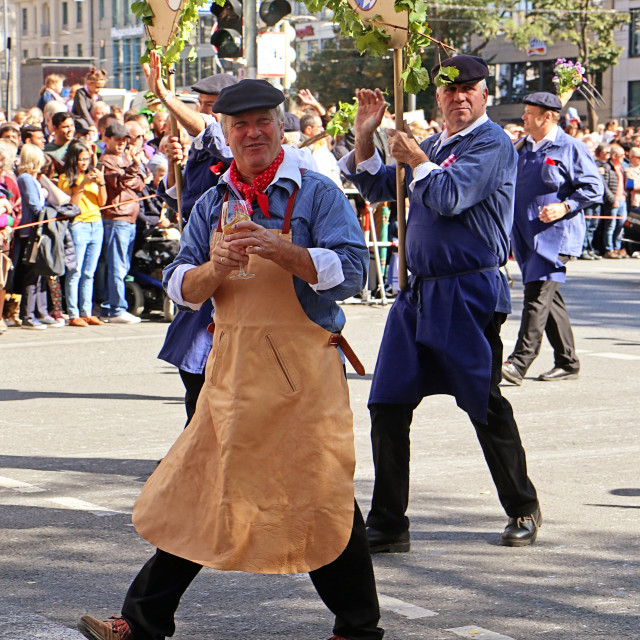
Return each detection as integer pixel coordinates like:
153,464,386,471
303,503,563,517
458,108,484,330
46,496,125,516
447,626,517,639
0,475,125,515
378,594,438,619
0,475,45,493
588,352,640,360
0,609,75,640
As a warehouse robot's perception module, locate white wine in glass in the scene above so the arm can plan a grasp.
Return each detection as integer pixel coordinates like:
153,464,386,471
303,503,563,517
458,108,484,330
221,199,255,279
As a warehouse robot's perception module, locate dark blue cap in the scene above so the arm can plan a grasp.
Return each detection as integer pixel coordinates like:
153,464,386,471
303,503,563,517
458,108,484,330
284,112,300,132
522,92,563,112
191,73,238,95
430,54,489,84
212,79,285,115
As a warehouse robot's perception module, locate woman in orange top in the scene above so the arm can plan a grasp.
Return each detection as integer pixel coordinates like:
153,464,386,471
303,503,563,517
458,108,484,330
58,140,106,326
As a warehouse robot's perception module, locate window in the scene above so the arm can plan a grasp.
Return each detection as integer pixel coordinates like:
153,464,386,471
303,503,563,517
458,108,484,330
62,2,68,28
629,81,640,118
77,43,83,56
630,9,640,57
76,1,83,25
492,61,574,105
112,0,120,27
22,8,27,33
63,44,69,56
99,0,105,20
100,43,106,61
199,14,214,44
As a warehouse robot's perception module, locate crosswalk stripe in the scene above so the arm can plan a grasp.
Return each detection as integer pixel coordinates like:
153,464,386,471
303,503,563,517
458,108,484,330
0,610,75,639
0,475,125,515
447,626,517,639
378,594,438,619
0,475,45,493
588,352,640,360
46,496,125,516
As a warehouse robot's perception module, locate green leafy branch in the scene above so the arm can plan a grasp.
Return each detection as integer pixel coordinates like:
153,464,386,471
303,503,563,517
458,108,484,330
301,0,452,93
326,98,359,138
132,0,214,66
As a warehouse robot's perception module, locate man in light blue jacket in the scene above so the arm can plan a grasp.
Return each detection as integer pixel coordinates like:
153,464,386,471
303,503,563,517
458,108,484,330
502,92,604,386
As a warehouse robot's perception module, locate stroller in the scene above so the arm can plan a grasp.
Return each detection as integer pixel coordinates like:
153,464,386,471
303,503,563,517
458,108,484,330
126,228,181,322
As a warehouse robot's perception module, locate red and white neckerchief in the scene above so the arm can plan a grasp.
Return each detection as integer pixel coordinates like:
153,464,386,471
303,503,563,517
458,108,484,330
227,148,285,218
439,153,457,168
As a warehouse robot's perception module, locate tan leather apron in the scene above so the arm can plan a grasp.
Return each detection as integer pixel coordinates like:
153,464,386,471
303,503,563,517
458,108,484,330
132,188,356,574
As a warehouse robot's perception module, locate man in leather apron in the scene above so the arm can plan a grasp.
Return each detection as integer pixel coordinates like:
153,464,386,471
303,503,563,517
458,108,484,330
339,56,541,552
78,81,383,640
501,92,603,386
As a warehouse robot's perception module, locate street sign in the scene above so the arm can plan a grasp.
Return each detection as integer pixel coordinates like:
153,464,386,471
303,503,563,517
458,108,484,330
257,32,286,77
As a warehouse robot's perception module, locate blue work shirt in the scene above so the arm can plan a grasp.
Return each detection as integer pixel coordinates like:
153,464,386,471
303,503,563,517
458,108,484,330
512,127,604,283
343,118,515,314
342,118,517,421
163,162,368,334
156,119,233,215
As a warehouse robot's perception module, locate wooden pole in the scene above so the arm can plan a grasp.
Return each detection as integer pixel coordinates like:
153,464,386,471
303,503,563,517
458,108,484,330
167,65,184,231
393,48,408,290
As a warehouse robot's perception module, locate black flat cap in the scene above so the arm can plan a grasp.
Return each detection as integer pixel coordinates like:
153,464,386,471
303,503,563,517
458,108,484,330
74,117,91,135
212,79,285,115
522,92,563,112
104,122,129,139
431,54,489,84
191,74,238,95
284,112,300,132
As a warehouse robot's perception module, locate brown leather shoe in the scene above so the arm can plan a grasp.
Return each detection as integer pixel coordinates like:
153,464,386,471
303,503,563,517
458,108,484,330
69,317,89,327
85,315,105,325
77,616,134,640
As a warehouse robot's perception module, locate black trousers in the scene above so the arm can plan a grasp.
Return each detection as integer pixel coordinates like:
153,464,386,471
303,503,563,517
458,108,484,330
508,258,579,376
177,369,206,428
366,312,539,535
121,500,383,640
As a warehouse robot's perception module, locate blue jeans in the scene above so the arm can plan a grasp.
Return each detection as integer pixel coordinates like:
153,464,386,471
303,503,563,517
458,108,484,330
582,204,600,253
66,220,104,317
100,219,136,317
604,201,627,251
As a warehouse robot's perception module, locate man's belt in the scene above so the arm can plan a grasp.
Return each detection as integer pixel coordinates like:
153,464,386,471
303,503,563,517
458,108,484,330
329,333,365,377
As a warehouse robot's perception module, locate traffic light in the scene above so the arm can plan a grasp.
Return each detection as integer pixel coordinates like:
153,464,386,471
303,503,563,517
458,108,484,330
211,0,243,59
259,0,291,27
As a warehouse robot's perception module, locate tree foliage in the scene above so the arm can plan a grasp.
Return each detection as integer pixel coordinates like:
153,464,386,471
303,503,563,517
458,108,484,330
508,0,629,127
509,0,629,72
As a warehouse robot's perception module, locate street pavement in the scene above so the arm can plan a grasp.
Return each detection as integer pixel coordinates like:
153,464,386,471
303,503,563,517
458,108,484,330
0,257,639,640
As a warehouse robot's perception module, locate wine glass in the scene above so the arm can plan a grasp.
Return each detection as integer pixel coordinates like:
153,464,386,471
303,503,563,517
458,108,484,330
221,199,255,280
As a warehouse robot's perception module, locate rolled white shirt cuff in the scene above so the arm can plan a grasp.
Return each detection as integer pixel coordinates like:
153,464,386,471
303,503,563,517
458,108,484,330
308,248,345,291
409,161,442,191
338,149,383,176
167,263,202,310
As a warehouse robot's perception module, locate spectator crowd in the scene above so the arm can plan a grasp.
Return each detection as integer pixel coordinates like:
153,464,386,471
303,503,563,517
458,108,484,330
0,68,638,337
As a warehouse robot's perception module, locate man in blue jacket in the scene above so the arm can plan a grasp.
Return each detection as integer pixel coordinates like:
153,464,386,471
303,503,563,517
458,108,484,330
502,93,603,386
340,55,540,551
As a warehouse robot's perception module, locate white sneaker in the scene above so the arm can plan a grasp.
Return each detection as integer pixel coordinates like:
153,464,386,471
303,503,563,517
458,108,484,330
109,311,142,324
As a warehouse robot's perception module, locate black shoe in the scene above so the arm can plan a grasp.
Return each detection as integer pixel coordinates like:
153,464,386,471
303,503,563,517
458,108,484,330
537,367,579,382
501,361,523,386
501,507,542,547
366,527,410,553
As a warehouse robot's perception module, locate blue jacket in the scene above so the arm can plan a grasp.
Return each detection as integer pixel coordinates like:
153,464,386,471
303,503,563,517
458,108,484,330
511,128,603,283
341,118,517,421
